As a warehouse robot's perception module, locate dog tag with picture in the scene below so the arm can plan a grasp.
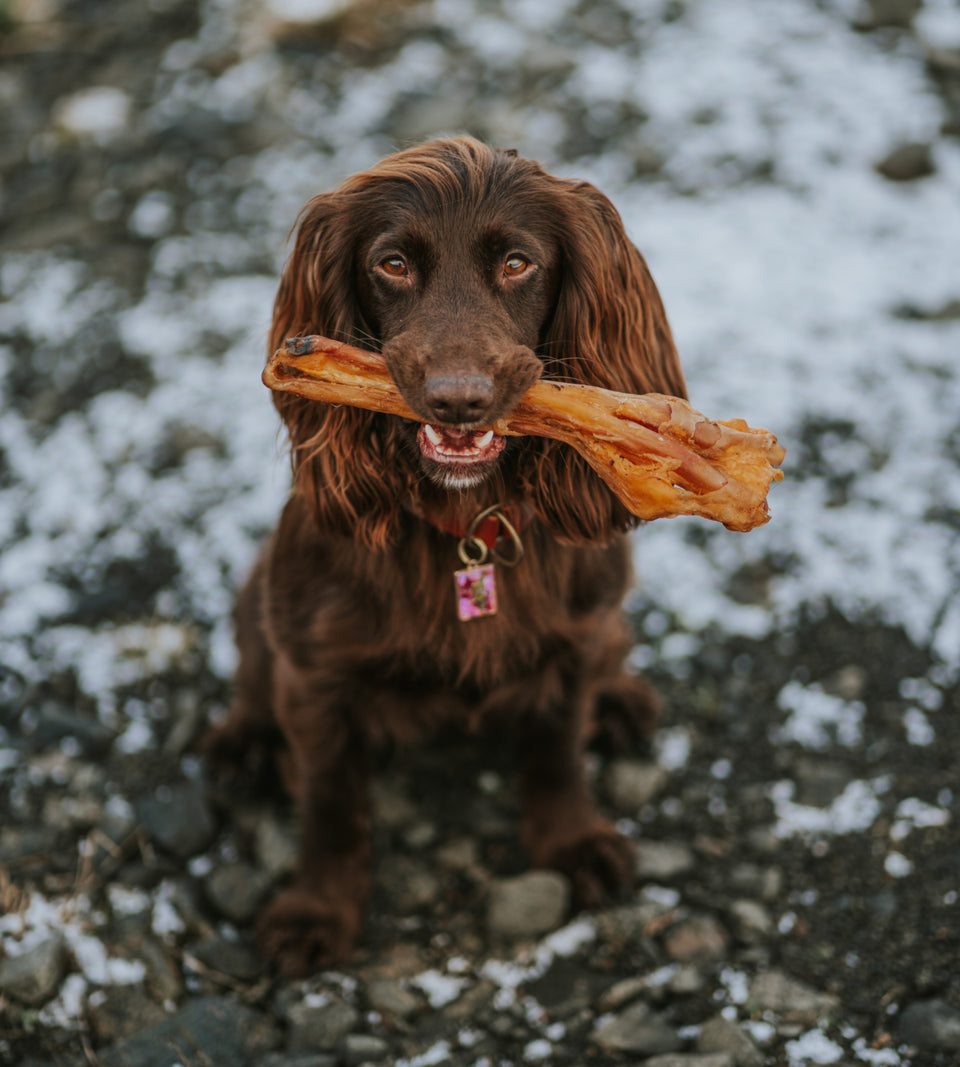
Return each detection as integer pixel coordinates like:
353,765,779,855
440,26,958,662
454,562,498,620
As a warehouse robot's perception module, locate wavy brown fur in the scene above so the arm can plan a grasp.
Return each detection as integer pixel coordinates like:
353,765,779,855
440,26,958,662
205,138,687,977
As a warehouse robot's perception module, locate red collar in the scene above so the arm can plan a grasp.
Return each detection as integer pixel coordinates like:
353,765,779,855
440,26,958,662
408,500,532,549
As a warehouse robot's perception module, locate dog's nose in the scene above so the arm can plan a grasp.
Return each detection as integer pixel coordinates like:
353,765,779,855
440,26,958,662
423,374,494,424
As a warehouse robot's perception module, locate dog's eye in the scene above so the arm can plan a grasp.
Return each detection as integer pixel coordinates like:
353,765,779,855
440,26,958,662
380,256,408,277
503,255,530,277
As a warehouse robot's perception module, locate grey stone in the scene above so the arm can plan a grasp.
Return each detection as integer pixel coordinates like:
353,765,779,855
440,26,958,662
663,914,730,962
344,1033,391,1062
98,996,273,1067
287,999,361,1052
899,998,960,1051
261,1056,337,1067
0,935,67,1005
88,984,167,1043
592,1001,683,1056
646,1055,733,1067
187,934,263,982
203,861,272,923
487,871,570,939
875,142,935,182
254,813,300,879
604,759,668,811
728,899,774,940
378,854,441,913
748,969,839,1024
635,840,696,882
860,0,923,29
365,976,420,1019
697,1015,764,1067
138,780,217,859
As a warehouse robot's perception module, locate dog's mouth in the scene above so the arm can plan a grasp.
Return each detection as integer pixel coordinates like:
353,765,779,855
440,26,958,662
417,424,506,466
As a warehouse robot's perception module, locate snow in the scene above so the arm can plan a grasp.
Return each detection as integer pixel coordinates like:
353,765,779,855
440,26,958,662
786,1029,846,1065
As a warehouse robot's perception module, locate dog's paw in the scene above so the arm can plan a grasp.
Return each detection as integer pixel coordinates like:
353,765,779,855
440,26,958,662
545,824,637,909
257,888,361,978
199,719,286,796
590,674,661,756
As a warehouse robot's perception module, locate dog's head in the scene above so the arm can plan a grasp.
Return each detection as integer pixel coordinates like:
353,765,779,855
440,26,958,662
271,137,685,547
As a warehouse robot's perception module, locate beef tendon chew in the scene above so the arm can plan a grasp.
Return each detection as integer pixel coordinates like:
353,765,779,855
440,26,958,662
264,335,785,532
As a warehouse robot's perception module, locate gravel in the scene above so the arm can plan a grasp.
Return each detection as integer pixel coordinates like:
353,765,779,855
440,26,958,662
2,1,959,1066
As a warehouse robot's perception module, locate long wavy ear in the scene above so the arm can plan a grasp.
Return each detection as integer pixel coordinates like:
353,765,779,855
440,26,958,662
521,180,687,544
269,193,412,550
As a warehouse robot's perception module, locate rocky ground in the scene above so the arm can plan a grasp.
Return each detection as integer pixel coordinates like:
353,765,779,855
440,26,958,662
2,0,960,1065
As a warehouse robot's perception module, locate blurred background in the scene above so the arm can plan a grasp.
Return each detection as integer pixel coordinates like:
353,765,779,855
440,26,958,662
1,1,959,1065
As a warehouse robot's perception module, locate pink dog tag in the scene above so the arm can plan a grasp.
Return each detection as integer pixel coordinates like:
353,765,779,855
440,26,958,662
455,563,498,620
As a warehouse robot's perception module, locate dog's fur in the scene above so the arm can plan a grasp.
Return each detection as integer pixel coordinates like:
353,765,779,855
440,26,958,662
205,137,687,977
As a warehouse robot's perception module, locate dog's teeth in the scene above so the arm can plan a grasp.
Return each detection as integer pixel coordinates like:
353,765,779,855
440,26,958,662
424,424,443,446
475,431,494,448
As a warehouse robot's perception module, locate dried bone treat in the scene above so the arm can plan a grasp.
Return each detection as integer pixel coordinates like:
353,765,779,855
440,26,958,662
263,335,785,532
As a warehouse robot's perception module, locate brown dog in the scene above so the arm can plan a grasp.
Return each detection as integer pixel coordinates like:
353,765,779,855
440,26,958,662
205,137,687,977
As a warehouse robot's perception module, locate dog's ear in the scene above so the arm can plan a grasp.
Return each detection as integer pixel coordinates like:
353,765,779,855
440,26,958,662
522,181,687,544
270,193,411,550
547,181,686,398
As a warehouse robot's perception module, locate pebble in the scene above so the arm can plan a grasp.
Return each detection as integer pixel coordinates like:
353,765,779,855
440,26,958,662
898,998,960,1051
859,0,922,29
87,984,167,1043
365,976,421,1019
188,934,263,982
604,759,669,811
343,1033,391,1062
260,1055,337,1067
203,860,273,923
96,996,274,1067
486,871,570,939
592,1001,683,1056
646,1055,734,1067
286,999,361,1052
663,915,730,962
748,969,840,1024
728,899,774,941
378,854,442,913
254,813,300,879
635,840,696,882
0,935,67,1005
138,780,217,859
697,1015,764,1066
875,142,935,182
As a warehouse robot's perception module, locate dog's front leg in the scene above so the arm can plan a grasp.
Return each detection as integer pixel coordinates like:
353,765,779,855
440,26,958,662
519,697,636,909
257,663,371,978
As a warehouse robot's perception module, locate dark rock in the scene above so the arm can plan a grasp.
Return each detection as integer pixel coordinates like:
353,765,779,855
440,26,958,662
646,1055,733,1067
0,935,67,1005
592,1001,683,1056
858,0,923,29
187,934,264,983
377,854,441,913
88,984,168,1043
487,871,570,939
137,780,217,859
875,142,935,182
286,998,361,1053
260,1056,337,1067
97,996,274,1067
899,998,960,1051
203,861,273,923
